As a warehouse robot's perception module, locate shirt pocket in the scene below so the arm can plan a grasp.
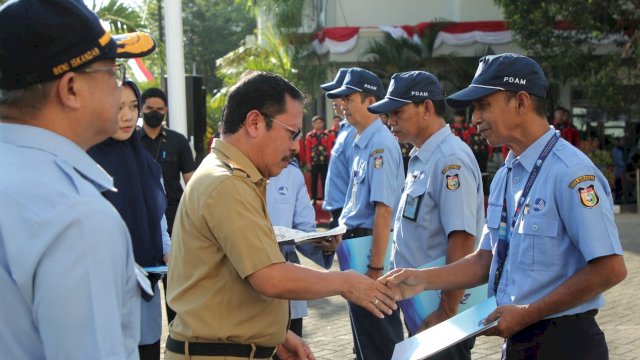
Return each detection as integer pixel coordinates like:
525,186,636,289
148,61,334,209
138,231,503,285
513,215,560,270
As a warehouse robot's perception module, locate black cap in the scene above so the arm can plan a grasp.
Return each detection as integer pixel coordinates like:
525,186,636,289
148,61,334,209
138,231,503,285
446,53,547,109
320,68,349,92
326,67,385,100
368,71,445,114
0,0,156,90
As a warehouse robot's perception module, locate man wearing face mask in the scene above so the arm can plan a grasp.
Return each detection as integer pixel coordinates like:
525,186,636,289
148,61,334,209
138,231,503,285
139,87,196,324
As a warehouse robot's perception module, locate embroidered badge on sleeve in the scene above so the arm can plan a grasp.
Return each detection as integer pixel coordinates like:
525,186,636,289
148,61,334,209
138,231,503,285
446,174,460,190
578,185,599,208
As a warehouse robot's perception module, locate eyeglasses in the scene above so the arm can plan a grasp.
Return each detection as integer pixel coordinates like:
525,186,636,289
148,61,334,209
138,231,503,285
260,112,302,141
76,63,126,87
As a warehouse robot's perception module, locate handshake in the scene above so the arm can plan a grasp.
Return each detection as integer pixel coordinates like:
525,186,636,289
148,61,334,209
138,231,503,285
339,268,423,318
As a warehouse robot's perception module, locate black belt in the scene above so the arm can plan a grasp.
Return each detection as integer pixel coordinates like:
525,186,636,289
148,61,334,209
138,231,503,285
551,309,598,321
166,336,276,358
343,227,373,239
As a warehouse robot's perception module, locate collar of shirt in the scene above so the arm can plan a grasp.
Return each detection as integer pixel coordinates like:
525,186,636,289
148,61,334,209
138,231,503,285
138,126,166,140
353,118,384,150
0,123,115,192
211,138,264,184
505,128,555,172
411,124,453,162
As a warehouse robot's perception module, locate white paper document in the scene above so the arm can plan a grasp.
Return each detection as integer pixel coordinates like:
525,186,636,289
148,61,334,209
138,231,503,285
273,225,347,244
392,296,498,360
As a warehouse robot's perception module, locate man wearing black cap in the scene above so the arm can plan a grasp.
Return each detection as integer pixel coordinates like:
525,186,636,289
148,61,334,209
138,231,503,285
369,71,484,360
327,68,404,360
383,53,627,359
0,0,155,359
321,68,356,228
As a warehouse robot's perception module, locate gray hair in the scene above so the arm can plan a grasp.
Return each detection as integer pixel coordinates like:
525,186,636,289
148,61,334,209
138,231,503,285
0,81,56,111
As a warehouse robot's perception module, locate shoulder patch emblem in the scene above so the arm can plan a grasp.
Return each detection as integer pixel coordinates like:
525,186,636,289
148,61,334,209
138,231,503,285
578,185,599,208
569,175,596,189
446,174,460,190
441,164,461,174
370,149,384,157
373,156,384,169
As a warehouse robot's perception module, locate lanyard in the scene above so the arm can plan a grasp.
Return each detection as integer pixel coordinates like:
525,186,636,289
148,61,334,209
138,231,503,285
493,133,559,294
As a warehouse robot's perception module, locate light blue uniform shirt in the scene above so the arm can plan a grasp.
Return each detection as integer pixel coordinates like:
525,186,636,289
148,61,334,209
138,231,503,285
323,120,356,212
0,123,140,360
339,118,404,229
267,161,333,319
392,126,484,269
480,129,623,317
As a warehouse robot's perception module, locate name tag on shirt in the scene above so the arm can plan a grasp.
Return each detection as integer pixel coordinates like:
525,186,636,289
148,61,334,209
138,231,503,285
402,193,422,221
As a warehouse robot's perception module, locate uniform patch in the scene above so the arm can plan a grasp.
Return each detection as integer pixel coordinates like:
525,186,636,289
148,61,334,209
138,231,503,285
578,185,599,208
446,174,460,190
441,164,461,174
277,185,288,196
569,175,596,189
533,198,545,212
373,156,384,169
370,149,384,157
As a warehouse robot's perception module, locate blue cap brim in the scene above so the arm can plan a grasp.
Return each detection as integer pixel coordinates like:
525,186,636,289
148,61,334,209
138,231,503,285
321,80,341,92
368,97,408,114
446,86,499,109
326,86,358,99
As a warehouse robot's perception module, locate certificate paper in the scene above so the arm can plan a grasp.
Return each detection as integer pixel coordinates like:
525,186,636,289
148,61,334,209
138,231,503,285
336,234,393,274
392,296,498,360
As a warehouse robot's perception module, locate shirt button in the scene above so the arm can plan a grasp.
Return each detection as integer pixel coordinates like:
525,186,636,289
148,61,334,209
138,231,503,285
514,176,521,183
531,224,539,232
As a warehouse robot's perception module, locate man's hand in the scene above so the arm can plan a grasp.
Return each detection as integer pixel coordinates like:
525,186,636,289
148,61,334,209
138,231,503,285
480,304,537,338
379,268,427,300
417,307,453,333
163,253,170,266
276,330,315,360
340,270,398,318
313,235,341,253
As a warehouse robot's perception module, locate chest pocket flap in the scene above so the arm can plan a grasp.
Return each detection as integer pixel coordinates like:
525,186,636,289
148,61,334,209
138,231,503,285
516,215,559,237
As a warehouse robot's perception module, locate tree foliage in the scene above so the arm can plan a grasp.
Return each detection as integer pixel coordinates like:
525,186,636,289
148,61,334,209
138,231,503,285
494,0,640,118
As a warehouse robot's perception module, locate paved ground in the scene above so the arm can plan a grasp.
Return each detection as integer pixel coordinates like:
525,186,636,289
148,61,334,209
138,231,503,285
161,213,640,359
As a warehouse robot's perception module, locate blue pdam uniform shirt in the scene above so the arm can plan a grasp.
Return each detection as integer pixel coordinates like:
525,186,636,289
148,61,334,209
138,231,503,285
323,121,356,212
392,125,484,269
267,161,333,319
339,118,404,229
480,129,623,317
0,123,141,360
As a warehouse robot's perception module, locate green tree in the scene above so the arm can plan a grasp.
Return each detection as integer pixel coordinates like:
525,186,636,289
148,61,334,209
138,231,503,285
494,0,640,118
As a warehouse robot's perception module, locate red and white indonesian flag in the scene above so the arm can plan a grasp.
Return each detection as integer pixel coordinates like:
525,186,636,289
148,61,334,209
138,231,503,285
127,58,154,83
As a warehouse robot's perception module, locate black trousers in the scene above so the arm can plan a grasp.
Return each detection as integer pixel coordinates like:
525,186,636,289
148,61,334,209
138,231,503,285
503,310,607,360
349,303,403,360
310,163,328,200
139,340,160,360
329,208,342,229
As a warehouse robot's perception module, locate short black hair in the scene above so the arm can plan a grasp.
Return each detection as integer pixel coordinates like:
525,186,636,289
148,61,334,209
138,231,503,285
141,87,168,107
222,71,305,134
415,99,446,117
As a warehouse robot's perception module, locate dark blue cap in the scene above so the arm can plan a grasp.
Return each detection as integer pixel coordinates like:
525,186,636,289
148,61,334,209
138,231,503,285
368,71,445,114
0,0,156,90
321,68,349,92
326,67,385,100
446,53,547,109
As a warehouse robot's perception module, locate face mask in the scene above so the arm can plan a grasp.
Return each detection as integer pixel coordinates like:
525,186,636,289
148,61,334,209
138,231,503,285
143,110,164,128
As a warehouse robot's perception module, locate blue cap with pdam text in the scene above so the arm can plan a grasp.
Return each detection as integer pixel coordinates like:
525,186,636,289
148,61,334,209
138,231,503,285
321,68,349,92
446,53,547,109
0,0,156,90
326,67,385,100
368,71,445,114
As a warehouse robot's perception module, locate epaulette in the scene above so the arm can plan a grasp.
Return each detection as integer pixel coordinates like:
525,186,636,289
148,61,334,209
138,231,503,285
223,159,249,178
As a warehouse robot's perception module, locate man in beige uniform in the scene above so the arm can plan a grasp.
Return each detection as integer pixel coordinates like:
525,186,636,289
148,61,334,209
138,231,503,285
166,71,398,360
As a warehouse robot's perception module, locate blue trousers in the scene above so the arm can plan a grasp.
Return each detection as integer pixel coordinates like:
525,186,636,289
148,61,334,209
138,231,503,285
349,303,403,360
503,310,608,360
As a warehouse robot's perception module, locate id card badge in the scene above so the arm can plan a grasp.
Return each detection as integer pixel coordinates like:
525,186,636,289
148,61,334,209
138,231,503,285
402,193,422,221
